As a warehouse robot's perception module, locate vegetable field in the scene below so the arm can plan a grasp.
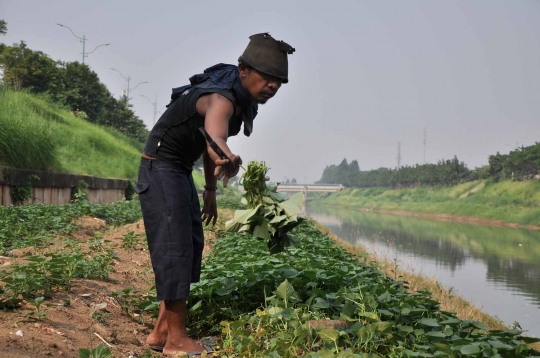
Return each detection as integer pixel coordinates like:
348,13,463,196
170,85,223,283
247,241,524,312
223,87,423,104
0,197,538,357
181,222,540,357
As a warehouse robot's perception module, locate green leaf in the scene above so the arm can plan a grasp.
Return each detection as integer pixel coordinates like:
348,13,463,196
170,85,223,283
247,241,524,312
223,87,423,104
335,352,357,358
426,331,446,338
520,336,540,344
269,215,287,224
460,344,481,355
341,302,355,318
278,200,302,216
253,224,270,240
358,311,379,322
469,320,488,331
398,325,414,333
78,349,90,358
487,340,513,349
239,224,251,232
418,318,440,327
439,318,460,326
377,290,391,302
234,205,261,224
269,191,287,202
318,348,336,358
189,300,202,312
312,298,330,309
372,321,392,332
276,279,295,301
318,329,339,343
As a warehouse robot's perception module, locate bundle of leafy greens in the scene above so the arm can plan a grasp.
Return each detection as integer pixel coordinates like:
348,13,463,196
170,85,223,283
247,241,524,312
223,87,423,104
224,161,304,253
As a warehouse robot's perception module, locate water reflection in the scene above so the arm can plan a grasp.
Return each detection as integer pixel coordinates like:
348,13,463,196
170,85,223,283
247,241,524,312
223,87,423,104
307,203,540,337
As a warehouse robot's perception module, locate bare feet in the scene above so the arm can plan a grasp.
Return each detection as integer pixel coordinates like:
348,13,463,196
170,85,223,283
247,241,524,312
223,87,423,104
162,336,205,355
146,331,167,349
147,301,168,349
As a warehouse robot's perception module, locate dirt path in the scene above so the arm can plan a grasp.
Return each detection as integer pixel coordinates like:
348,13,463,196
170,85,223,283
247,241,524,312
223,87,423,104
0,215,223,358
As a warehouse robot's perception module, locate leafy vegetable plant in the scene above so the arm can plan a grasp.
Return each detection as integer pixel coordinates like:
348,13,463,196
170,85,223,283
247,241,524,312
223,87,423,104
225,161,304,253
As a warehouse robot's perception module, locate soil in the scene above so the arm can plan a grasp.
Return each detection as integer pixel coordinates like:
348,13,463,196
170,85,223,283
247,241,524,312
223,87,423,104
0,213,225,358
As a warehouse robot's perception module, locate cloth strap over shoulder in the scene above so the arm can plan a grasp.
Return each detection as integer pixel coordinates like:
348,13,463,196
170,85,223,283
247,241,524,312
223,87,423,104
169,64,258,137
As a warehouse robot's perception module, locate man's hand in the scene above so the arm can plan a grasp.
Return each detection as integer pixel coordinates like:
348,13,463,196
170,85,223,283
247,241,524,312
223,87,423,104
214,154,242,187
201,189,218,226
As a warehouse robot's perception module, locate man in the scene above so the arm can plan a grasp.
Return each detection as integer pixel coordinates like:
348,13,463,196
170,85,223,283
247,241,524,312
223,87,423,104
135,33,295,356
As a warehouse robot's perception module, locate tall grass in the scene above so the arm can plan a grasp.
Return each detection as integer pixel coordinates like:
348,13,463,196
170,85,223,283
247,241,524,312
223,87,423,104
0,87,144,179
0,88,58,170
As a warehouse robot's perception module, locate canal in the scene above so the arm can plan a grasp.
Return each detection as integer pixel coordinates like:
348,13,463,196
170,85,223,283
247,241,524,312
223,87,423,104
308,203,540,338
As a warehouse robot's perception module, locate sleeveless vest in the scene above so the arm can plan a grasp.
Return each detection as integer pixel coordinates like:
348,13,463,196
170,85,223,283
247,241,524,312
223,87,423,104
142,86,243,168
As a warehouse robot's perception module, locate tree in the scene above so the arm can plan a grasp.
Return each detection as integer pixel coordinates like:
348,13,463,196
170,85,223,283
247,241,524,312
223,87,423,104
0,20,7,35
62,61,109,122
0,41,148,143
101,94,148,142
291,178,297,184
350,160,360,172
0,42,65,96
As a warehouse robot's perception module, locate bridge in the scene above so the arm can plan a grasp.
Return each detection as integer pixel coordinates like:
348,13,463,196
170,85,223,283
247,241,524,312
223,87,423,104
239,183,344,194
276,183,345,193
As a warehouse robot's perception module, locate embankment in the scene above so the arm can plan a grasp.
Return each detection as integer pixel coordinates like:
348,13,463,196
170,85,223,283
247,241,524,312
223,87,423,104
0,88,205,189
312,180,540,228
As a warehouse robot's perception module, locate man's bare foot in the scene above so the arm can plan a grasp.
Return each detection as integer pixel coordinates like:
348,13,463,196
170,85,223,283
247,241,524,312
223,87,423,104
146,331,167,350
162,336,205,355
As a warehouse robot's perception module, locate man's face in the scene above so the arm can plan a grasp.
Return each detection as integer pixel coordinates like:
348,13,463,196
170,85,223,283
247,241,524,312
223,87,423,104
239,64,283,104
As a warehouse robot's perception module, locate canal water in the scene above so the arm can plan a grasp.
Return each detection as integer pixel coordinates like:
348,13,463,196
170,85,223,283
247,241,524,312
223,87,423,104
307,203,540,338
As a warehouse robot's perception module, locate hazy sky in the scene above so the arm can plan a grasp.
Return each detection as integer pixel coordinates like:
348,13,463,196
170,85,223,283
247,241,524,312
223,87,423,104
2,1,539,183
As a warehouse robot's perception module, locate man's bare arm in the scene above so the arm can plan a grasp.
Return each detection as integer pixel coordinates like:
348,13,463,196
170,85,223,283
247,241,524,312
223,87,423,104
196,93,234,162
202,150,217,188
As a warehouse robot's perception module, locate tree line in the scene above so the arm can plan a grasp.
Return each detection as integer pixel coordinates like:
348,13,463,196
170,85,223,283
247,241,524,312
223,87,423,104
319,143,540,188
0,29,148,143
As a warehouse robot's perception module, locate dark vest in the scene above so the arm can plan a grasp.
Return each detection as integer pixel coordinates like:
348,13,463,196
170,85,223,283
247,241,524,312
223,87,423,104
143,86,243,168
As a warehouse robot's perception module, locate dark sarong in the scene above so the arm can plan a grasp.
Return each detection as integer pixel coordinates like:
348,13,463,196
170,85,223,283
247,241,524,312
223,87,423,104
135,157,204,301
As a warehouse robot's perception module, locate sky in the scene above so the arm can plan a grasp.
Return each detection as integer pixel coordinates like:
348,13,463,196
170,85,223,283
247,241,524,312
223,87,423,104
1,1,539,183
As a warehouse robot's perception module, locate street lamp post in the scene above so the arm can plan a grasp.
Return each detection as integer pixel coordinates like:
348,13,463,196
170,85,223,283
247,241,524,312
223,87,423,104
111,68,148,104
57,23,110,64
141,95,167,126
141,95,158,125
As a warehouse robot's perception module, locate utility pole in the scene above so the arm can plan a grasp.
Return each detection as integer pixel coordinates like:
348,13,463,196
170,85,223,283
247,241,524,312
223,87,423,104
111,68,148,104
57,24,110,64
141,95,158,126
396,142,402,169
423,127,427,164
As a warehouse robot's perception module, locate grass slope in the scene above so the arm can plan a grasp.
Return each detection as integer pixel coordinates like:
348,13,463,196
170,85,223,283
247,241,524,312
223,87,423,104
314,180,540,226
0,88,205,186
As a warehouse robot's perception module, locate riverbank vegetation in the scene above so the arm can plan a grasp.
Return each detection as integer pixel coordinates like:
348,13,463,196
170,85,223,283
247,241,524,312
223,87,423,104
313,179,540,227
1,197,539,356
